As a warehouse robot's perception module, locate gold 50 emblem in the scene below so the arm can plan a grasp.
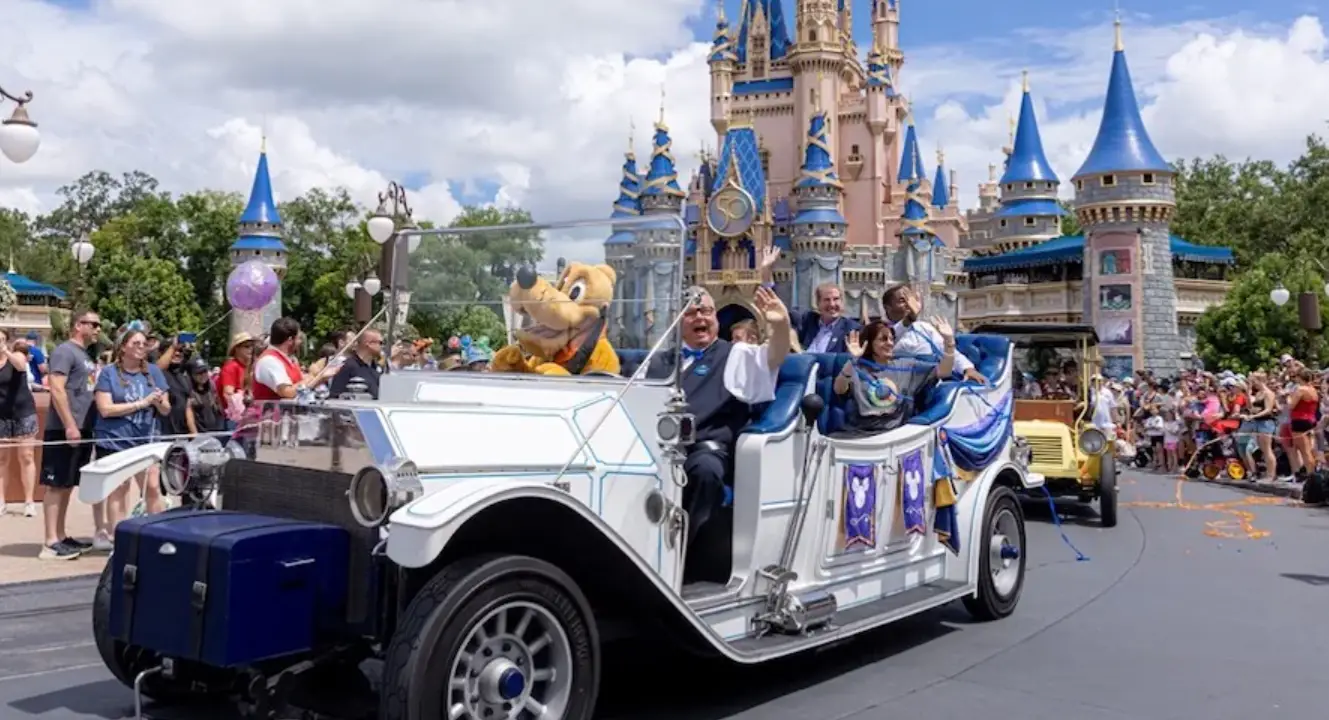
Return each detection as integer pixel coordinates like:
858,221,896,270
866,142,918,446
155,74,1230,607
707,186,756,238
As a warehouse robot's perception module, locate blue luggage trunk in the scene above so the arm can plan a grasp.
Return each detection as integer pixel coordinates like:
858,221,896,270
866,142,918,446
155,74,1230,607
108,510,350,668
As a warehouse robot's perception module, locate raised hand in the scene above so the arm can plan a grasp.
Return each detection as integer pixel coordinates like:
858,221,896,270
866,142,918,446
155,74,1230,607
758,246,781,282
846,329,864,357
754,285,789,326
931,315,954,342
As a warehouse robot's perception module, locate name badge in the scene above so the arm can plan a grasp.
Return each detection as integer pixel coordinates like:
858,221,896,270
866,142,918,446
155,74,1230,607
693,364,710,377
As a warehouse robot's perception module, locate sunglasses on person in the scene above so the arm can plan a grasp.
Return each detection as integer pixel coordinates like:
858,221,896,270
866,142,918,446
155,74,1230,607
80,320,102,329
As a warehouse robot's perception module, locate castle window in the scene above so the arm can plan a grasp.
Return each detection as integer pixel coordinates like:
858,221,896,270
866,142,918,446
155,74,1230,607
1024,217,1036,226
809,30,817,42
1005,184,1013,192
999,219,1007,228
1101,174,1117,187
1142,172,1156,185
1024,182,1034,189
851,144,860,155
1047,182,1055,190
1076,180,1083,191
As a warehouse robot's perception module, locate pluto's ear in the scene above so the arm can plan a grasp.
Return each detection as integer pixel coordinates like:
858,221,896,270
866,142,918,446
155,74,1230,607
594,264,617,287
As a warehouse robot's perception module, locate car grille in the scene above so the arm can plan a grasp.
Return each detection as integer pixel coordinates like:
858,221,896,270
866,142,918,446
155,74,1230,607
220,460,378,626
1025,436,1066,467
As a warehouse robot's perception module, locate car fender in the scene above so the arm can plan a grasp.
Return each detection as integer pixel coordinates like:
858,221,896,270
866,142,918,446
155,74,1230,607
953,457,1032,584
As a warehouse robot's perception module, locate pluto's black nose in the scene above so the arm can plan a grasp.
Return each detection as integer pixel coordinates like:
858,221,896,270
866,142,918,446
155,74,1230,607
516,266,538,290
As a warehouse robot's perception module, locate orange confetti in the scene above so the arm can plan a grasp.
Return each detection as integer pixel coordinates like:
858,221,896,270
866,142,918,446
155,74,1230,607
1122,477,1288,540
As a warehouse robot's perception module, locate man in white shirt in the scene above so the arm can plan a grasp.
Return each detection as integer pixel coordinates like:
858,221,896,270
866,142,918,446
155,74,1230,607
1091,377,1118,435
646,285,791,555
882,284,987,384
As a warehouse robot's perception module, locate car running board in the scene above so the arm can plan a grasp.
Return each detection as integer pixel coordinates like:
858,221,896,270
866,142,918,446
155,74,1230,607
727,579,968,656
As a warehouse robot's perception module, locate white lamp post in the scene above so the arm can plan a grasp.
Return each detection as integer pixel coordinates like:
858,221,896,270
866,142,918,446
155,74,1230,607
0,87,38,164
1270,284,1291,307
71,232,95,266
367,202,395,245
362,273,382,297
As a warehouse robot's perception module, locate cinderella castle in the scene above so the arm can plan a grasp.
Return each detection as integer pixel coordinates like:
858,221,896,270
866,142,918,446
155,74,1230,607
602,0,1234,376
604,0,967,347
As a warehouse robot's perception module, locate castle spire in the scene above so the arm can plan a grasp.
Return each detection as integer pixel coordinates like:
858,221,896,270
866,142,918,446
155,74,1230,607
897,117,921,183
795,95,842,191
233,144,284,250
1001,74,1058,184
932,148,951,208
1073,17,1169,178
899,137,934,244
611,124,641,218
708,0,738,63
736,0,791,64
640,103,686,210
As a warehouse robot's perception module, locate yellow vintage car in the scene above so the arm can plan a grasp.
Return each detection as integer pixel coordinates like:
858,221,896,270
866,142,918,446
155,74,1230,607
971,324,1118,528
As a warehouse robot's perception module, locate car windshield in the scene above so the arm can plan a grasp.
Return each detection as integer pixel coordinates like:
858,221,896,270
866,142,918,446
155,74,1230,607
1013,345,1083,400
380,215,686,376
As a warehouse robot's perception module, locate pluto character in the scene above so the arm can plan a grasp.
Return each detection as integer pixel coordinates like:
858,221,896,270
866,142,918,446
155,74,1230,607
491,261,621,376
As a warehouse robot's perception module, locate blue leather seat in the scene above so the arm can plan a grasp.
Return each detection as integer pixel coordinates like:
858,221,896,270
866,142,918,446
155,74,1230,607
805,333,1012,433
612,349,817,435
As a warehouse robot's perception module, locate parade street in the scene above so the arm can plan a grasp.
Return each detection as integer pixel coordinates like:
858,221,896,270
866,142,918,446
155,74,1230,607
0,472,1324,720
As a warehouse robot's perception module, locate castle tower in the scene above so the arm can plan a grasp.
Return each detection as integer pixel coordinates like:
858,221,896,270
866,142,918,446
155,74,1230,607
1073,18,1178,377
993,72,1064,253
708,3,737,136
897,124,947,312
635,104,687,346
865,39,896,136
789,0,844,164
790,86,847,309
604,129,641,345
871,0,902,75
229,142,286,340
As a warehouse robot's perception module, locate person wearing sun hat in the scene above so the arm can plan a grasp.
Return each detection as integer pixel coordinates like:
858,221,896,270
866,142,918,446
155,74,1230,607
217,332,256,425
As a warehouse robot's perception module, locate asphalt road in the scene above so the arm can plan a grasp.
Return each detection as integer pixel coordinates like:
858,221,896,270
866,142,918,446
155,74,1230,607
1,470,1325,720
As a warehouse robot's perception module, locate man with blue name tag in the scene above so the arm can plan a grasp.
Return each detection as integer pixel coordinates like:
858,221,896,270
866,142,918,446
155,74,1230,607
646,285,793,550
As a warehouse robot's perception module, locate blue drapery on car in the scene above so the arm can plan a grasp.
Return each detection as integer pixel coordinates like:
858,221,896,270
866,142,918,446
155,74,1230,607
939,391,1012,471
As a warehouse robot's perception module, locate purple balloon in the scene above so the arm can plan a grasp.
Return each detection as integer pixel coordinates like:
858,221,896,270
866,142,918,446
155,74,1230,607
226,260,279,311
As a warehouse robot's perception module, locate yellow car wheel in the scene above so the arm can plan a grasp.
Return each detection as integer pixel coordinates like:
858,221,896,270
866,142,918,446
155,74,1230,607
1226,460,1247,481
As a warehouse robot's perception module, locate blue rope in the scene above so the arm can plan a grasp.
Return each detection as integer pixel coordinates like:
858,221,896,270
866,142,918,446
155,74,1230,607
1039,485,1090,562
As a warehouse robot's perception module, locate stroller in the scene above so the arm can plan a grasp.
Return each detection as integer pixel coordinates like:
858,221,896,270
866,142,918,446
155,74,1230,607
1185,416,1247,481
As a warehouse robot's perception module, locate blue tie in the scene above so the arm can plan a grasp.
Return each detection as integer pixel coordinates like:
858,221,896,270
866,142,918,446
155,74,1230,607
682,347,706,362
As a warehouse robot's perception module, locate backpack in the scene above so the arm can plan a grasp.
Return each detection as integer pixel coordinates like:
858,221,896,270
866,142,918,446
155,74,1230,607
1302,470,1329,506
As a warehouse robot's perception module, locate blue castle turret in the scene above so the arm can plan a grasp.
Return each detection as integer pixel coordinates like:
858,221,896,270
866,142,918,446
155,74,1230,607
604,137,640,341
932,149,951,209
633,111,685,347
1074,17,1180,375
898,120,946,302
791,97,846,309
230,141,286,339
992,72,1065,252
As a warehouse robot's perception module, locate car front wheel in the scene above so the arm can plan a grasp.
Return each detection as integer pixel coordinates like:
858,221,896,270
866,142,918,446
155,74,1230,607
962,486,1026,621
380,554,600,720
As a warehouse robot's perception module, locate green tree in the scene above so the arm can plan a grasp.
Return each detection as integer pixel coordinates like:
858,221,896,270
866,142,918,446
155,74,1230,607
416,305,507,349
90,251,203,339
279,187,376,329
1195,250,1328,372
1058,200,1080,236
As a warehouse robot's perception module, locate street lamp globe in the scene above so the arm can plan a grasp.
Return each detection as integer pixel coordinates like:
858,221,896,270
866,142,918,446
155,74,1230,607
345,281,361,300
362,274,382,296
367,203,395,244
0,107,39,164
70,233,95,266
1323,281,1329,299
1270,284,1291,307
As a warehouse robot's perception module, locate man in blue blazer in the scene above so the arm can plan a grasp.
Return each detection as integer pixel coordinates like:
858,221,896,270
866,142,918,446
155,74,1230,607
792,282,861,354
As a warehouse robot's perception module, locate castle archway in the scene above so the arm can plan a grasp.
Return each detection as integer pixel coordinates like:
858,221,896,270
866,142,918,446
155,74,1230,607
717,303,756,341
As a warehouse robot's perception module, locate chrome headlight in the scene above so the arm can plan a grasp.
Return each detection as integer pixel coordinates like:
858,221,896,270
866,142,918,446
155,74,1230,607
348,458,424,528
160,436,245,497
1010,437,1032,467
1078,428,1108,455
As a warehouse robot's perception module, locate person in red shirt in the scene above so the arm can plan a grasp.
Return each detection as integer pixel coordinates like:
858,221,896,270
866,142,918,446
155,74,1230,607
218,332,254,425
251,318,336,400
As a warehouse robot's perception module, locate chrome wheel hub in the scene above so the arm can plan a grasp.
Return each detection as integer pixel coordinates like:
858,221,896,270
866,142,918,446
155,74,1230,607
447,601,573,719
988,508,1022,598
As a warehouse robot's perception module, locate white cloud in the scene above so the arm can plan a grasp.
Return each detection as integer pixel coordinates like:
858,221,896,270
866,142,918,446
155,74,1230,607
914,15,1329,209
2,0,1329,275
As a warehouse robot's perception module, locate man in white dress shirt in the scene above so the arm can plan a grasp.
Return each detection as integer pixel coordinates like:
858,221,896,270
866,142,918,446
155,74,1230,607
882,284,988,384
646,285,792,551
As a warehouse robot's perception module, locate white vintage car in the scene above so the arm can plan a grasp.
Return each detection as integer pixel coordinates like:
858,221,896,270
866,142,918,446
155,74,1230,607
85,216,1039,720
